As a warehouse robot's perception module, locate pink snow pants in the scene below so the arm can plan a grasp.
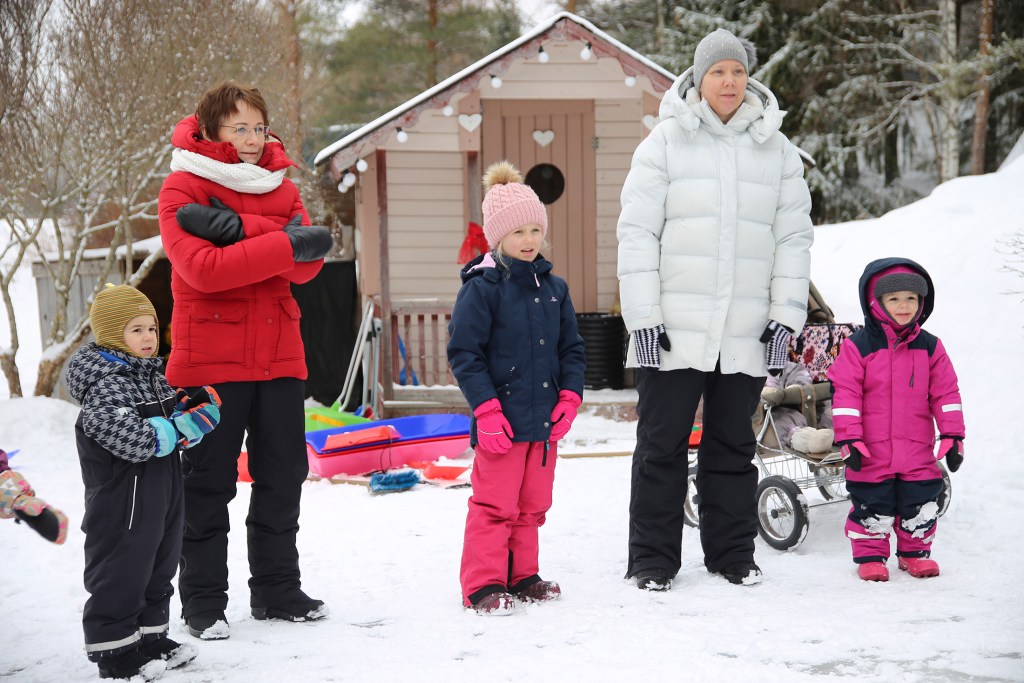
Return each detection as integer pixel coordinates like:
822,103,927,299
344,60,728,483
844,477,944,564
460,441,556,606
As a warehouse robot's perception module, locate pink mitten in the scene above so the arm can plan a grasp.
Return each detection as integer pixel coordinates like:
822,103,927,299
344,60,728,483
473,398,514,454
549,390,582,441
0,470,35,519
1,470,68,544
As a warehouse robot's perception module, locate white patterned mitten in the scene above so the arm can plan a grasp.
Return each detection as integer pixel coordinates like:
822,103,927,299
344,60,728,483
760,320,793,377
634,324,670,368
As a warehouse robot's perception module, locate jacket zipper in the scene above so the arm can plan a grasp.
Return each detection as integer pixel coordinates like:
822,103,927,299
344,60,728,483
127,475,138,530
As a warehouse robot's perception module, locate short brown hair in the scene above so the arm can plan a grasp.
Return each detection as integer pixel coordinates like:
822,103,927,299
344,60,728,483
195,81,270,141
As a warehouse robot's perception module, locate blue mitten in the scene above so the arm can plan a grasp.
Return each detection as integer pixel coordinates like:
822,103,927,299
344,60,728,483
171,402,221,448
147,417,179,457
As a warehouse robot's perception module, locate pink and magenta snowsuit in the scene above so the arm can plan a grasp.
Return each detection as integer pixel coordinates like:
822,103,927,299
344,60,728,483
827,258,965,564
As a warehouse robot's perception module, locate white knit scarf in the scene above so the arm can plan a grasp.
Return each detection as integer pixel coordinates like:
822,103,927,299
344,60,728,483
170,148,286,195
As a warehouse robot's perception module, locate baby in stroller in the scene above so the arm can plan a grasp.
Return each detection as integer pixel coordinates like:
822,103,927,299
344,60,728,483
762,360,834,454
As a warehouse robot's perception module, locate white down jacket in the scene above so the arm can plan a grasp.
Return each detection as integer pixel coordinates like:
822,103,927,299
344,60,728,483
617,67,813,376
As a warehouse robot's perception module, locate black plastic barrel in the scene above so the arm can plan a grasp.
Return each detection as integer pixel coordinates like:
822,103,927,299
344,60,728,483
576,313,626,390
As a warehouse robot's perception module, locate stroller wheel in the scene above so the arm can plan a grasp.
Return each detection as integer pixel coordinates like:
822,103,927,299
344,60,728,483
810,463,847,501
936,462,952,517
756,475,809,551
684,468,699,528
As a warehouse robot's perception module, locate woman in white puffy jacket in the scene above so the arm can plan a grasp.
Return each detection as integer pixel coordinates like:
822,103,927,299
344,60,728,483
618,29,813,591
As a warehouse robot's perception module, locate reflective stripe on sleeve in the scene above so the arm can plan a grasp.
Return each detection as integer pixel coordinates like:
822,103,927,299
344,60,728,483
941,404,963,412
833,407,861,417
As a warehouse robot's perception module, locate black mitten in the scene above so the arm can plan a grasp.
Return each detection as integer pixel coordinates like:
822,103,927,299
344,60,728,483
176,197,244,246
937,436,964,473
15,507,69,544
283,214,334,262
839,440,869,472
760,320,793,377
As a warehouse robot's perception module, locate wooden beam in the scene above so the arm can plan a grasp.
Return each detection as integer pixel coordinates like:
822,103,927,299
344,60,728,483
376,149,394,405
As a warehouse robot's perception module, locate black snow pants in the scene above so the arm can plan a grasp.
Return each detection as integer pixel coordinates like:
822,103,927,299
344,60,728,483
626,366,764,578
178,378,309,618
80,418,183,659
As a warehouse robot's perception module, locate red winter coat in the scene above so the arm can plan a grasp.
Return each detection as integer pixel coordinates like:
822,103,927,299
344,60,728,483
158,115,322,386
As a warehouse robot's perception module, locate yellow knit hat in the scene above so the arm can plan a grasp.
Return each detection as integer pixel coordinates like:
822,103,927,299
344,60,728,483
90,284,158,356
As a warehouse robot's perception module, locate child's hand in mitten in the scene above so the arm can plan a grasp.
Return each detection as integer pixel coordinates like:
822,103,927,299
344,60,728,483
174,385,223,412
936,436,964,472
473,398,514,454
549,390,583,441
172,401,222,448
839,440,870,471
1,470,37,519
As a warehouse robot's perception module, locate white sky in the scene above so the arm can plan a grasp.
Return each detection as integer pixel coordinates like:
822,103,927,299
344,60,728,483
340,0,563,28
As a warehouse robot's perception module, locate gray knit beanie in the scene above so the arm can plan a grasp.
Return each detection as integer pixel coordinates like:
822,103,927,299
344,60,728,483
874,272,928,299
693,28,750,90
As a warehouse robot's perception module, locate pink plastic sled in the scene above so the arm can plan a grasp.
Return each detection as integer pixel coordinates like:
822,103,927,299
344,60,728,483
305,414,471,478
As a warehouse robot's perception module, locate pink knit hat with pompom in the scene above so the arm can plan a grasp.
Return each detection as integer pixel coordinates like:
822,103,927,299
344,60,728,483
481,161,548,249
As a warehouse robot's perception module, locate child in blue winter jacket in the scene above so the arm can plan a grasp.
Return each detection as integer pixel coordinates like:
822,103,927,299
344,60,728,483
447,161,587,616
66,284,222,680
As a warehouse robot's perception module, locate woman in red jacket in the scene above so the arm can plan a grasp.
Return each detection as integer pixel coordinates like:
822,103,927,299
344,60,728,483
158,81,333,640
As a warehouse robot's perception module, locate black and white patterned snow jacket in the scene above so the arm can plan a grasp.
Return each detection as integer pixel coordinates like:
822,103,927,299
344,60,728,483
66,342,176,463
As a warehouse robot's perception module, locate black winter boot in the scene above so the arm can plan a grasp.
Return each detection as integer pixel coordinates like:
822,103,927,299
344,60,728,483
139,635,197,669
634,569,672,591
251,591,328,622
185,610,230,640
96,647,167,680
716,561,763,586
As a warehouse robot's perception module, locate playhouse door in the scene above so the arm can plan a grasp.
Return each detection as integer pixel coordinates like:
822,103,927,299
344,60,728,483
481,99,597,311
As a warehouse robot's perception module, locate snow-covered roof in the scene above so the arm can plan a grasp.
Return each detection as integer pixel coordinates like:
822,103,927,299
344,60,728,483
313,12,676,170
34,235,164,264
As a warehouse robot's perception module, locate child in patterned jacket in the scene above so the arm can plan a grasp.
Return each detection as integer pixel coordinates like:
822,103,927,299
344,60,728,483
66,284,222,681
827,258,965,583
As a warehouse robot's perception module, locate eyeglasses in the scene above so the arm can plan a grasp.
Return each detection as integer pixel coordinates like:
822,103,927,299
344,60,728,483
220,125,270,137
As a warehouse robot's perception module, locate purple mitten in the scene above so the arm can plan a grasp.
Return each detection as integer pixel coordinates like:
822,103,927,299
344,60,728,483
473,398,514,454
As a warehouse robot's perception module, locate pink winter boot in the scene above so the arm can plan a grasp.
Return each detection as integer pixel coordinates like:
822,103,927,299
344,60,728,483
898,556,940,578
857,562,889,582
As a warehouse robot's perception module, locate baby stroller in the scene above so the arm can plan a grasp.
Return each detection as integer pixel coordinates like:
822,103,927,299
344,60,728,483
685,283,953,550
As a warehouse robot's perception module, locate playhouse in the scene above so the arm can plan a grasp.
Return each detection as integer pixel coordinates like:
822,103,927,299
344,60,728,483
315,12,676,414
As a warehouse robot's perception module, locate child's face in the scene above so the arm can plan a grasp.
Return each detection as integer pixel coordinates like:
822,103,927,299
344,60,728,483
123,315,159,357
881,290,920,327
499,223,543,262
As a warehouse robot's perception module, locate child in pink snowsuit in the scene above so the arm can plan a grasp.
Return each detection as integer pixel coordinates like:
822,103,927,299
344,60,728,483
827,257,965,582
447,161,586,615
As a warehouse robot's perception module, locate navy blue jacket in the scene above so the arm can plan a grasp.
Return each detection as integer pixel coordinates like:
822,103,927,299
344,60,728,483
447,252,586,444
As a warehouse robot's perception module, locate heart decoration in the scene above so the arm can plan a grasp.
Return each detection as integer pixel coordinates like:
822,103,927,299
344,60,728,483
458,113,482,132
532,129,555,147
642,114,658,130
